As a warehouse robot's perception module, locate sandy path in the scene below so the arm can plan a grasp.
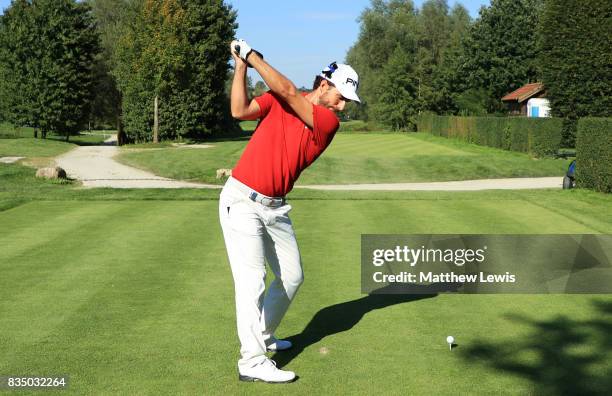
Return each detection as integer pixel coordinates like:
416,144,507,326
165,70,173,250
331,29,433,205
54,135,218,189
53,135,563,190
297,177,562,191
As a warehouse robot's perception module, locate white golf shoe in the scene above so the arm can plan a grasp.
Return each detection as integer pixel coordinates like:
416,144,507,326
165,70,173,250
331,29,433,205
265,336,293,352
238,358,296,383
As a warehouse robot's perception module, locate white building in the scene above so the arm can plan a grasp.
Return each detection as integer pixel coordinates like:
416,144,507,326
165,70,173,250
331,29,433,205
526,98,551,118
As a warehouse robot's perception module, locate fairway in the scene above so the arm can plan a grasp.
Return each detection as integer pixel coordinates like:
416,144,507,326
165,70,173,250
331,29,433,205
116,132,569,185
1,190,610,394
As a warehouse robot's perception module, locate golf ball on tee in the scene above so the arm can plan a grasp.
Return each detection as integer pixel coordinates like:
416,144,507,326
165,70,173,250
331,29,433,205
446,336,454,345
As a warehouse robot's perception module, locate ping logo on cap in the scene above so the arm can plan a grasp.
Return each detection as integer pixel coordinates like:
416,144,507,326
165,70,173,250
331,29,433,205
346,78,359,89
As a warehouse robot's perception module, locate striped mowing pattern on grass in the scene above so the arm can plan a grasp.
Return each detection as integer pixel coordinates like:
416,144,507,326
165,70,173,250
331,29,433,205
322,133,470,158
1,195,610,394
0,201,232,393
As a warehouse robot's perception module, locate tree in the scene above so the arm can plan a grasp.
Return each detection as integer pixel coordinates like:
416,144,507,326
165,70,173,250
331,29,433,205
456,0,542,114
346,0,419,122
0,0,30,131
87,0,141,144
0,0,100,139
429,4,471,113
346,0,472,124
114,0,237,142
539,0,611,145
371,47,419,130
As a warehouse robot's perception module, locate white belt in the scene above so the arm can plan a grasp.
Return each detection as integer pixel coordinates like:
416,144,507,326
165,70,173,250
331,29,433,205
228,177,286,208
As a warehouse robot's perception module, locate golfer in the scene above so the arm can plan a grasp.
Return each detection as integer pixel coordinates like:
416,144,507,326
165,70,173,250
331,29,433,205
219,39,360,383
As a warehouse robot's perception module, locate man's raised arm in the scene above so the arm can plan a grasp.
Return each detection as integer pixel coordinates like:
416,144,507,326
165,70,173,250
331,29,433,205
232,39,314,128
230,47,260,120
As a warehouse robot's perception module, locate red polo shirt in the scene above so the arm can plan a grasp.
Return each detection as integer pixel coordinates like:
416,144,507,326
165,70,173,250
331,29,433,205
232,92,340,197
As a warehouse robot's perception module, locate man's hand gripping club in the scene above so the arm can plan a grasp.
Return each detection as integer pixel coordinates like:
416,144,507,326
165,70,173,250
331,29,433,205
231,39,263,68
230,39,314,128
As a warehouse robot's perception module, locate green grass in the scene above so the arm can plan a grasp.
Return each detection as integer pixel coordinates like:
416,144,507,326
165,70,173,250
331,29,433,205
0,122,35,138
117,139,247,183
0,131,114,163
47,131,114,146
0,162,611,394
116,132,569,185
0,137,77,158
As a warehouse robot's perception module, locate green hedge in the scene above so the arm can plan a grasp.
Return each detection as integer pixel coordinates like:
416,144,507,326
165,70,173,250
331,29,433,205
576,118,611,193
338,120,389,132
417,114,563,157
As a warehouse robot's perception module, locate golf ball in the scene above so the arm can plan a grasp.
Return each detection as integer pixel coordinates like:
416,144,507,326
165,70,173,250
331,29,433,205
446,336,454,344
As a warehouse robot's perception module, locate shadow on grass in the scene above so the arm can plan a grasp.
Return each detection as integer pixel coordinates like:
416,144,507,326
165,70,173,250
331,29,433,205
272,283,453,368
460,299,612,396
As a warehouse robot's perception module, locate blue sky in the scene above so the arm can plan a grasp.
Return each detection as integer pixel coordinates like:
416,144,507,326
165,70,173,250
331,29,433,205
0,0,490,87
228,0,490,87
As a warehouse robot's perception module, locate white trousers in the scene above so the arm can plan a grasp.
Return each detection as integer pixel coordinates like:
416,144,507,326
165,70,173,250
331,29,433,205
218,177,303,370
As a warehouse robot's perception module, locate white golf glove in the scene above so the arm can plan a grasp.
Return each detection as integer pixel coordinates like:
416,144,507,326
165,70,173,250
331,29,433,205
231,39,263,67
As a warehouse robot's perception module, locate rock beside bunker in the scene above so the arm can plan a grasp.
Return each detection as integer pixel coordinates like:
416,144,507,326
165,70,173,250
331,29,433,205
216,168,232,179
36,166,67,180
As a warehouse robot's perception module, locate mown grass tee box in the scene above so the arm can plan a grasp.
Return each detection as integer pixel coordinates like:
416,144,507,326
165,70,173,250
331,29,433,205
1,181,611,394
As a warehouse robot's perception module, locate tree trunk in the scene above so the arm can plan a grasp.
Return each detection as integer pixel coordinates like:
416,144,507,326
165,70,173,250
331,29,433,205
153,95,159,143
34,127,38,138
116,115,125,146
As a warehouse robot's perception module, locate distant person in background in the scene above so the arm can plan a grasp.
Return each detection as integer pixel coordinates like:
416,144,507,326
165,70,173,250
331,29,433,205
218,39,360,383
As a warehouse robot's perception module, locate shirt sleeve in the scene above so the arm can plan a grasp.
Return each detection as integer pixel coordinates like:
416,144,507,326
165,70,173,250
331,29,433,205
312,104,340,146
254,92,274,119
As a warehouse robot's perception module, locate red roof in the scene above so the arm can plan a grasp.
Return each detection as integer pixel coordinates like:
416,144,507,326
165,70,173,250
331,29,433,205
501,83,544,103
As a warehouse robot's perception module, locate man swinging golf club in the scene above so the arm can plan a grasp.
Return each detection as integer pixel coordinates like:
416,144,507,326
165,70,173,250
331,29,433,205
219,39,360,383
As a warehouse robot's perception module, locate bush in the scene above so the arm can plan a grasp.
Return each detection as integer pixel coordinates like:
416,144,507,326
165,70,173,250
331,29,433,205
416,114,563,157
576,118,612,193
560,118,577,148
338,121,389,133
528,118,566,157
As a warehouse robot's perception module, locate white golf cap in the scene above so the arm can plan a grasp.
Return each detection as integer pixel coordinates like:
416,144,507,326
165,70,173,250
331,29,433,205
320,62,361,103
